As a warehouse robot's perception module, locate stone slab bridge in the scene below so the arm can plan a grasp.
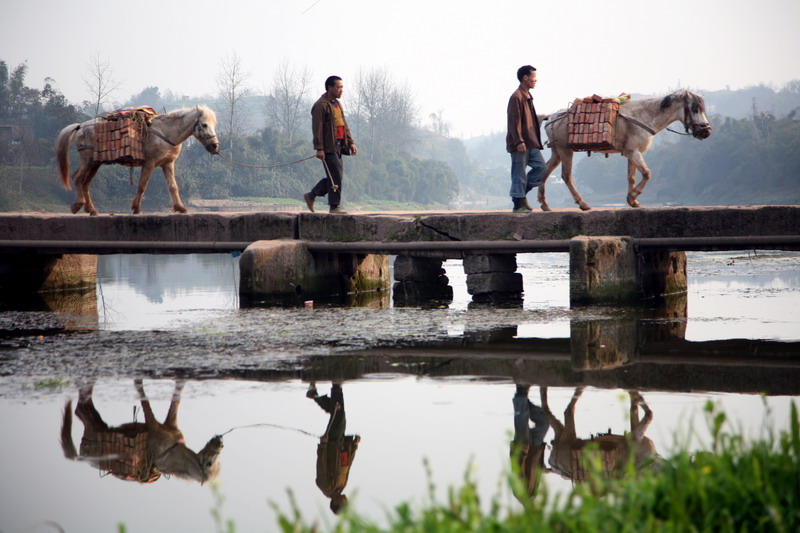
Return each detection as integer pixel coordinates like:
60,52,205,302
1,205,798,306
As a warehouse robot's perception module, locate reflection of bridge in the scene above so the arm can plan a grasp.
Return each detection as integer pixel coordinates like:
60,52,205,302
222,336,800,396
1,206,799,303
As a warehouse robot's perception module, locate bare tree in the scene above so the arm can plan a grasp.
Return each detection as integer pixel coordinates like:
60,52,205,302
83,53,122,117
216,51,252,156
353,67,417,159
429,109,450,137
265,60,312,142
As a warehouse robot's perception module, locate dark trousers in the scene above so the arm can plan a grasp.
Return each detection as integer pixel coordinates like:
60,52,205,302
311,152,344,207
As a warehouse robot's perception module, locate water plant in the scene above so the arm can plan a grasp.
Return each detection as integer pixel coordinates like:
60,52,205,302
271,401,800,532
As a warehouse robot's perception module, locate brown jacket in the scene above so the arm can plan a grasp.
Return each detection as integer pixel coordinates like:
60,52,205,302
506,85,543,152
311,93,355,153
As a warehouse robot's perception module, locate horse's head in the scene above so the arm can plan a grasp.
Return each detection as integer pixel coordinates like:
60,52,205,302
193,105,220,154
661,90,712,139
155,434,223,484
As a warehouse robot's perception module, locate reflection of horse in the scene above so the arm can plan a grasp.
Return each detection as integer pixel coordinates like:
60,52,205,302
55,106,220,215
539,90,712,211
60,379,222,484
541,387,658,482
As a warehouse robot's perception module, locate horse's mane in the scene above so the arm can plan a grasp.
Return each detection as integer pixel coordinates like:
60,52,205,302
166,105,217,127
660,90,705,111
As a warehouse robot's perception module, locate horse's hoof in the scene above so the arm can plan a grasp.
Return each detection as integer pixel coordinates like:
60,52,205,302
70,203,83,214
628,199,641,208
541,204,552,212
88,211,99,216
174,206,188,214
578,202,592,211
131,207,140,215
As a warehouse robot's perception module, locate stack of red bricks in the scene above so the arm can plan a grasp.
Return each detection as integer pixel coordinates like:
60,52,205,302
93,107,156,165
567,94,619,151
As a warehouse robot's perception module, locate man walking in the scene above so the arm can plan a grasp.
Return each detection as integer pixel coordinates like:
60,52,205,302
506,65,546,213
304,75,358,214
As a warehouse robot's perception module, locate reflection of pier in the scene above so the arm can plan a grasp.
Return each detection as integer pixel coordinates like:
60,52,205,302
221,335,800,396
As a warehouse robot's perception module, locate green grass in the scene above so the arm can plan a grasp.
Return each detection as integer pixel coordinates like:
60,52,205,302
34,377,71,388
271,401,800,533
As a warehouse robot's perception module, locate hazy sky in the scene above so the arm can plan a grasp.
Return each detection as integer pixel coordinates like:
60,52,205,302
2,0,799,138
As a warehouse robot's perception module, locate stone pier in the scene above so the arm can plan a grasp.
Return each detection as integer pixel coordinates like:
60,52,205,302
0,253,97,294
392,255,453,306
239,240,390,304
464,254,522,303
569,236,687,305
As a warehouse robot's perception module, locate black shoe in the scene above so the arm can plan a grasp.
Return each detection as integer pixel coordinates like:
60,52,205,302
329,206,348,214
303,192,315,212
520,198,533,211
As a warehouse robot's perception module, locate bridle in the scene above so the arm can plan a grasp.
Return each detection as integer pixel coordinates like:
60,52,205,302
148,117,218,148
667,97,711,138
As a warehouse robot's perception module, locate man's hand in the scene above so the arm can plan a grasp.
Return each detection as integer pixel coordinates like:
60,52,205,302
316,149,325,160
350,144,358,155
516,143,526,153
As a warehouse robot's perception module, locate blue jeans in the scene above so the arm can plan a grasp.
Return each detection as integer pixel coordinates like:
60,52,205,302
510,149,546,199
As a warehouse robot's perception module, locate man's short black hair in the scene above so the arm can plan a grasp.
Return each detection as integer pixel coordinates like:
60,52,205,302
325,76,342,90
517,65,537,82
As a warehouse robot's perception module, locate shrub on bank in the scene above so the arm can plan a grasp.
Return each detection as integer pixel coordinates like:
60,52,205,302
272,401,799,533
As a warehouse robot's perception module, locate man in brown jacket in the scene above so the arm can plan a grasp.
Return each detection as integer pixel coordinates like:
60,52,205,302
506,65,546,213
304,76,358,214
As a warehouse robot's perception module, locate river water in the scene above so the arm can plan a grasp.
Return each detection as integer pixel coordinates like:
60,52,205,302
1,250,799,532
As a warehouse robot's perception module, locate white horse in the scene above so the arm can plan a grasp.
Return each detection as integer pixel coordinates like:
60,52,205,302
56,106,220,215
539,90,712,211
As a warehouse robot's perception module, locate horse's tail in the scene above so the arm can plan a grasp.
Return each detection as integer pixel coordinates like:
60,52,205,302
60,400,78,459
55,124,81,190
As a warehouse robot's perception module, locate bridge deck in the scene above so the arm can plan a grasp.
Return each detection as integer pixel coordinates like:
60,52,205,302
0,206,798,255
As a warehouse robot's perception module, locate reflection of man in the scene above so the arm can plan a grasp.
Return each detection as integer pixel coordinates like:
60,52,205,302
307,382,360,514
510,384,550,498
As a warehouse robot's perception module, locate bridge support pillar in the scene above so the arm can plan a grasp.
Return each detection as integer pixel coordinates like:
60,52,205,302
0,253,97,295
239,240,390,305
569,236,687,304
392,255,452,306
464,254,522,303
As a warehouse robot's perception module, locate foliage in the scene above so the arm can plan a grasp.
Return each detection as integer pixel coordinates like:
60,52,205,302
272,402,800,533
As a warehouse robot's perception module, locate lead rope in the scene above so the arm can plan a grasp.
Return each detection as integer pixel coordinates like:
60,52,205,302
215,152,317,169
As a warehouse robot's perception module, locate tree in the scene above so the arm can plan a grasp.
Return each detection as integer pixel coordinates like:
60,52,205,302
216,51,252,157
265,60,312,143
126,86,163,110
353,67,418,160
83,53,121,117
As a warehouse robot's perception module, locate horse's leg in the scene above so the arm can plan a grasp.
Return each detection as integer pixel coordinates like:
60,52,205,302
70,164,88,214
628,391,653,441
164,379,186,429
559,151,591,211
537,151,562,212
134,378,158,427
160,161,188,214
80,163,102,216
564,386,584,437
540,386,564,435
131,163,157,214
624,151,651,208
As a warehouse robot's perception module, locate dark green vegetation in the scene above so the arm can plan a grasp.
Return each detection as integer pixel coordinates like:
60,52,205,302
269,402,799,533
1,57,799,212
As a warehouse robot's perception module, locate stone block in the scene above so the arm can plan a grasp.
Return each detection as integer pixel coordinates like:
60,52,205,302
239,240,389,303
463,254,517,274
393,255,444,282
466,272,523,295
